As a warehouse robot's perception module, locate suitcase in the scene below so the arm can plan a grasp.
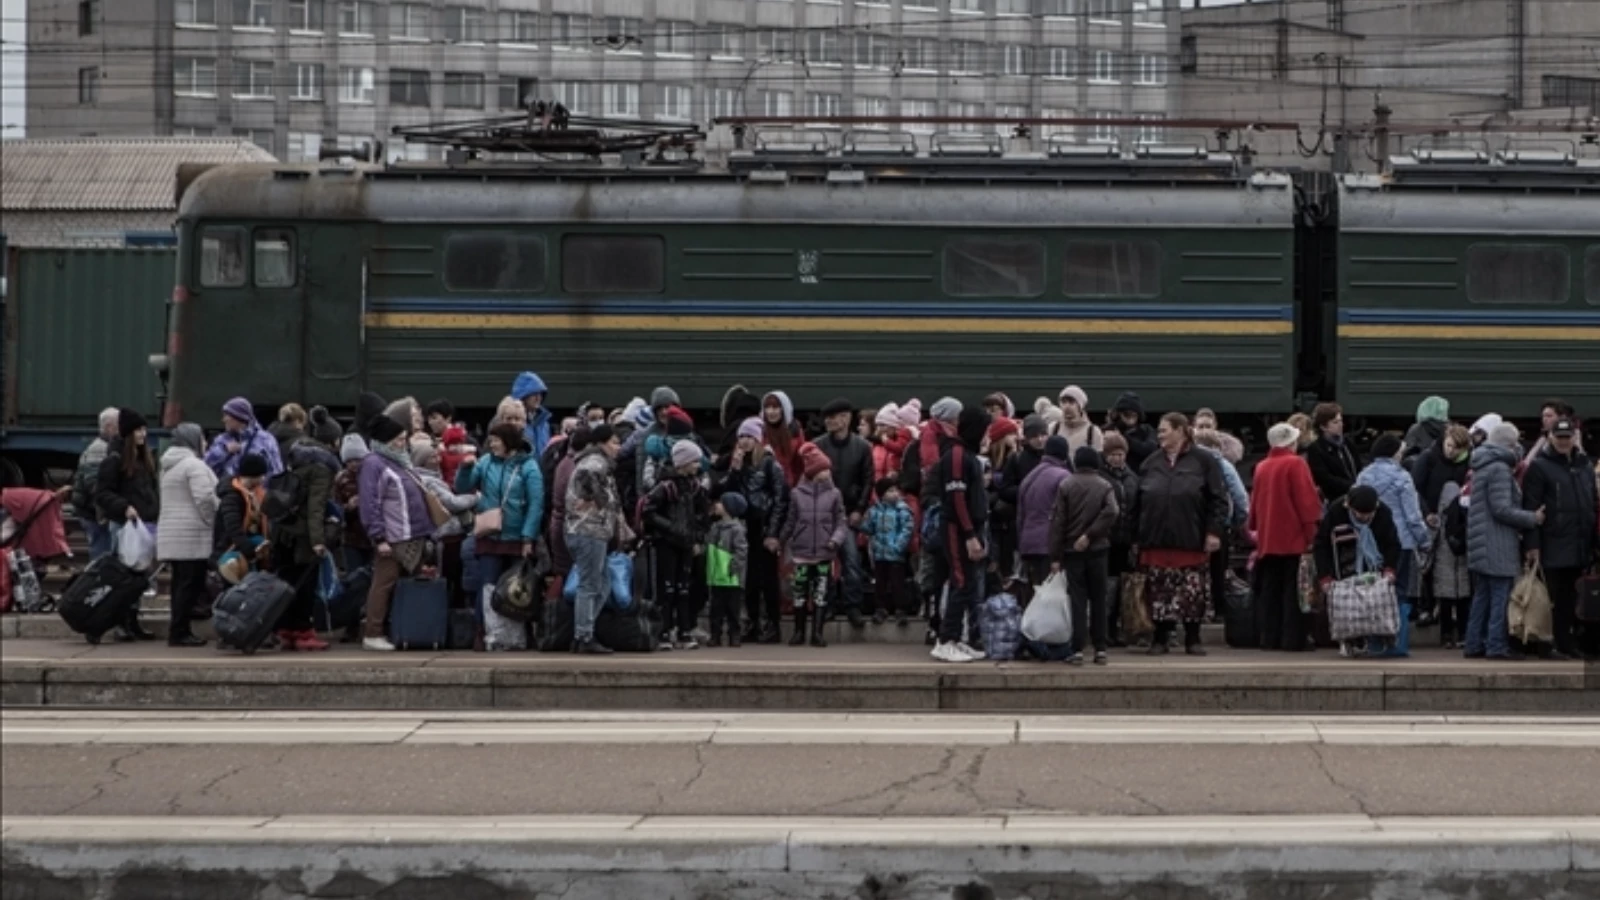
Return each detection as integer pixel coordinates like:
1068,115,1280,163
1223,571,1258,649
447,608,478,651
389,576,449,650
58,555,147,640
213,572,296,654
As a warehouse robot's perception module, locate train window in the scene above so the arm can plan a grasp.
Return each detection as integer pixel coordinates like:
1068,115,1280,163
1465,244,1568,304
1586,247,1599,305
1063,240,1161,297
444,233,545,292
253,229,296,288
943,238,1044,297
199,228,246,287
562,235,664,294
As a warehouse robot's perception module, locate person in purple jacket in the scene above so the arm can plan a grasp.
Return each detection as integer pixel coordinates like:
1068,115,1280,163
358,414,437,652
204,396,284,480
1016,436,1073,588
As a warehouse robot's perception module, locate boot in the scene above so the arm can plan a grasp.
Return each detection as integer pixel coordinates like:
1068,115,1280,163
758,622,782,644
124,609,156,641
740,621,762,644
809,609,828,648
789,611,807,646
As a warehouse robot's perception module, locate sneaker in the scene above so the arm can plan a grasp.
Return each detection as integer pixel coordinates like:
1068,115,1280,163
1093,651,1108,666
956,641,980,660
674,636,700,651
1067,653,1085,666
293,630,330,652
931,641,974,663
362,637,395,652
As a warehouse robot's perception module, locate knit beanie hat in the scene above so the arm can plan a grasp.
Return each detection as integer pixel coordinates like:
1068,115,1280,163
309,406,343,446
1073,447,1102,472
340,434,369,463
1371,433,1403,460
411,443,440,469
1102,432,1129,456
1487,423,1520,450
621,397,653,428
587,424,614,446
442,425,467,446
1266,423,1300,449
671,439,703,469
899,399,923,426
719,492,748,519
876,403,900,428
1348,485,1379,514
222,396,255,424
930,397,963,424
1059,385,1089,409
367,413,405,445
649,386,681,410
384,398,416,429
117,408,147,438
1416,395,1450,425
238,453,269,478
987,417,1020,444
737,417,764,442
1043,436,1071,461
1023,414,1048,439
821,397,853,417
956,408,990,451
664,407,694,438
800,442,832,478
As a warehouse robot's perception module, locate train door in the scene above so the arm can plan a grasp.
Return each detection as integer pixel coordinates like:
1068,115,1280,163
302,224,366,407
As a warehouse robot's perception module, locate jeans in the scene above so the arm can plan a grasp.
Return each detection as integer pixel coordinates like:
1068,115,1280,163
1466,573,1513,657
837,533,864,611
568,533,608,644
1064,549,1110,653
82,518,113,560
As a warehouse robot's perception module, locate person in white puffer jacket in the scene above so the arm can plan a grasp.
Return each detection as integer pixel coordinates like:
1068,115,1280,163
156,422,218,647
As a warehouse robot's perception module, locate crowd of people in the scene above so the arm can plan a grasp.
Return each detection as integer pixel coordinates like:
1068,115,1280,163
69,379,1600,662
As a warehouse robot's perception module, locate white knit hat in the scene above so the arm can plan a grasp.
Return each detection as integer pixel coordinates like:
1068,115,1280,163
1267,422,1300,449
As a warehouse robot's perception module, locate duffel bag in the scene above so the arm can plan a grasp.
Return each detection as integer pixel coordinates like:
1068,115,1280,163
593,599,660,653
58,556,146,640
214,571,296,654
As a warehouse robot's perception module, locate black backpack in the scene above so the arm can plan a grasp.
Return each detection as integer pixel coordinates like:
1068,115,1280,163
1443,487,1469,557
261,469,305,524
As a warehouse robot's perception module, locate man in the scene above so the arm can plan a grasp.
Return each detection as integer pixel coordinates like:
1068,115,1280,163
931,407,991,663
424,400,456,440
998,415,1049,511
1527,399,1580,463
511,371,552,457
1522,417,1596,659
816,398,875,626
71,407,120,559
566,424,629,654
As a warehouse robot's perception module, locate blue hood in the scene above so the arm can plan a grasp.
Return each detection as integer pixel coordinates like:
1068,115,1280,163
511,371,548,401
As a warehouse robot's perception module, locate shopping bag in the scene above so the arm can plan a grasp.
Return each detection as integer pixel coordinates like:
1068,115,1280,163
115,519,156,572
1327,574,1399,642
1296,552,1319,614
315,554,340,603
491,558,540,623
607,552,633,611
979,593,1022,660
1119,571,1152,638
1021,572,1073,645
1508,563,1553,644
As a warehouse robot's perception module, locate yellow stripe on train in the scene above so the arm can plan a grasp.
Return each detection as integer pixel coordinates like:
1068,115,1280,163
1339,324,1600,341
366,312,1294,336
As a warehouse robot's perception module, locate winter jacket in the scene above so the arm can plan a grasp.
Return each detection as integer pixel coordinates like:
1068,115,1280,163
456,451,544,544
565,446,626,544
1105,463,1141,547
997,445,1044,507
271,440,340,564
155,447,218,561
936,444,989,547
357,452,434,545
874,430,910,486
862,499,914,563
818,432,875,515
70,437,108,521
1246,447,1320,557
94,438,160,523
641,432,711,495
416,466,478,540
1356,458,1430,552
333,466,370,551
214,479,268,557
204,424,283,480
1314,497,1401,583
1112,422,1158,472
1048,470,1120,558
779,479,848,565
1403,419,1448,460
1411,441,1468,516
512,371,553,456
900,421,957,512
1015,457,1071,557
1133,444,1228,553
269,421,305,467
1522,445,1597,570
547,452,578,573
715,449,790,538
1305,436,1360,502
1467,444,1539,579
706,517,749,588
1433,483,1472,599
643,474,710,553
1201,447,1250,528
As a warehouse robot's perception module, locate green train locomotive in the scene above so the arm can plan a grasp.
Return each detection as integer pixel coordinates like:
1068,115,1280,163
158,148,1600,434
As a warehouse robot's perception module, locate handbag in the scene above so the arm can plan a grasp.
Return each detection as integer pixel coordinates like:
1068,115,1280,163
408,473,452,529
1577,567,1600,624
472,508,504,538
1508,563,1553,644
1119,571,1152,638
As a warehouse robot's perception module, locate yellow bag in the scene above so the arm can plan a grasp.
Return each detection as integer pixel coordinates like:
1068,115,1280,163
1509,563,1553,645
1120,571,1153,639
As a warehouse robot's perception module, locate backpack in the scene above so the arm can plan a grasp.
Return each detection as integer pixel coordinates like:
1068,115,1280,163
261,469,305,524
1443,491,1469,557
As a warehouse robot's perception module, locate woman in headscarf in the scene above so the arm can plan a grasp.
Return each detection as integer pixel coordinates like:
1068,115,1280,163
1132,412,1229,655
1403,396,1450,460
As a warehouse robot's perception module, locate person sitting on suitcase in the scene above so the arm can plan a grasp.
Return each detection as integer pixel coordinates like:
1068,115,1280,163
214,453,273,588
643,440,711,650
1314,485,1401,658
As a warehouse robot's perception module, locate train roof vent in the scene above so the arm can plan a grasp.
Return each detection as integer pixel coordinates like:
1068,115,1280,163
841,131,918,158
930,132,1004,158
1408,148,1489,165
1046,140,1120,160
1135,144,1207,160
754,129,833,156
1496,149,1576,166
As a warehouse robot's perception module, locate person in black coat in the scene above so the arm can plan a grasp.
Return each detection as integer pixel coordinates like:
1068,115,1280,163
1410,424,1471,518
997,415,1049,508
93,408,160,640
1304,402,1361,502
816,398,875,624
1106,392,1158,471
1314,485,1402,586
929,407,991,662
1522,417,1597,659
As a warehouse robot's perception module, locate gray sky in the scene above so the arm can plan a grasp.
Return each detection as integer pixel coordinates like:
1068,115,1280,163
2,0,22,138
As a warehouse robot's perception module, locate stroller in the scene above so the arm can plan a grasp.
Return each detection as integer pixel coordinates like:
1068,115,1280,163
1,487,72,613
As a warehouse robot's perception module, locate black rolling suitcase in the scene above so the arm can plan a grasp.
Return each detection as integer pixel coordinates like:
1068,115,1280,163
214,572,296,654
58,556,147,642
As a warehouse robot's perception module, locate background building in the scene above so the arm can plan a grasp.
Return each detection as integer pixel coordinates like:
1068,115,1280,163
26,0,1177,160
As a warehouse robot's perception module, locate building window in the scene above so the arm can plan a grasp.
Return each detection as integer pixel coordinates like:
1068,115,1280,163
1041,107,1074,140
553,81,589,113
658,84,693,120
293,63,322,100
854,33,891,68
1003,45,1030,76
952,41,984,73
234,0,272,28
442,6,486,42
1136,113,1165,144
77,67,99,104
444,72,485,108
1092,50,1118,82
657,19,694,55
174,57,217,97
1064,240,1161,297
562,235,665,294
1089,109,1118,143
706,25,742,58
287,130,321,160
601,16,643,50
288,0,323,30
234,128,275,154
1086,0,1120,22
1465,245,1570,304
78,0,98,35
996,0,1029,14
903,98,935,132
1042,0,1075,15
338,1,375,34
1047,47,1076,78
446,233,546,293
254,229,295,287
708,87,738,118
1132,0,1162,26
390,69,430,106
949,101,984,131
1137,53,1166,85
759,89,792,116
391,3,429,39
951,0,980,10
552,14,591,47
945,238,1044,297
805,31,842,65
176,0,217,26
339,66,375,103
758,30,794,61
808,91,841,118
501,10,538,44
200,228,247,287
602,82,640,116
498,76,538,110
859,95,888,117
232,60,273,99
905,38,938,71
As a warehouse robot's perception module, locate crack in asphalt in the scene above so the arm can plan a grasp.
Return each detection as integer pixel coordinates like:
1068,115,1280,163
680,741,711,794
1307,739,1376,818
56,746,150,814
803,747,959,816
1078,771,1168,815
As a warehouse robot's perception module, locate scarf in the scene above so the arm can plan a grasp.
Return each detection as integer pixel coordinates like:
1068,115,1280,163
1352,515,1382,574
231,479,269,538
919,419,955,471
374,441,413,469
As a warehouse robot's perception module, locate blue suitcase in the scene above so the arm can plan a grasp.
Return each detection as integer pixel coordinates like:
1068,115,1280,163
389,576,449,650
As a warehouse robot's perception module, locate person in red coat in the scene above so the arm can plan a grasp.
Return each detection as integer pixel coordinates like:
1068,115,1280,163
1248,421,1324,651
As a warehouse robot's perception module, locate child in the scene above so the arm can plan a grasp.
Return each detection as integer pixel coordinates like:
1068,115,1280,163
862,477,915,626
643,439,710,650
778,443,848,647
705,492,750,647
439,425,474,487
1101,432,1140,646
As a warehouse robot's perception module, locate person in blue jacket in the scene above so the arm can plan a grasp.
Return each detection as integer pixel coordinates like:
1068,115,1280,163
511,371,552,457
455,422,546,630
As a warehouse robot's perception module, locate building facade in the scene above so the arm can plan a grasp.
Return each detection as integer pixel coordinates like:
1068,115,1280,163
29,0,1176,159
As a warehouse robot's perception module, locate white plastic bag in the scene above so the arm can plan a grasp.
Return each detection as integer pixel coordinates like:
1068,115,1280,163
481,584,527,651
1022,572,1073,645
116,519,157,572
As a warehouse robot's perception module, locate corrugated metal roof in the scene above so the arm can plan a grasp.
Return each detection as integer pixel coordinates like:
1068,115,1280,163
1,138,277,212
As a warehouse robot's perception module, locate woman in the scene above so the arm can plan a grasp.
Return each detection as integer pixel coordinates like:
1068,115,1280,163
566,425,629,654
1403,396,1450,459
985,417,1022,586
455,423,545,630
491,396,528,434
358,414,438,652
760,391,804,488
156,423,217,647
1412,424,1471,523
1305,402,1360,502
715,417,790,644
269,431,343,652
204,396,283,480
1287,412,1317,453
1132,412,1228,655
1465,423,1542,660
93,408,160,641
1247,422,1322,652
270,403,308,463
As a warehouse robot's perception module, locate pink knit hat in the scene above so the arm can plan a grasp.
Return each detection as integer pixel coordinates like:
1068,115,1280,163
876,402,900,427
896,399,922,428
736,417,764,441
